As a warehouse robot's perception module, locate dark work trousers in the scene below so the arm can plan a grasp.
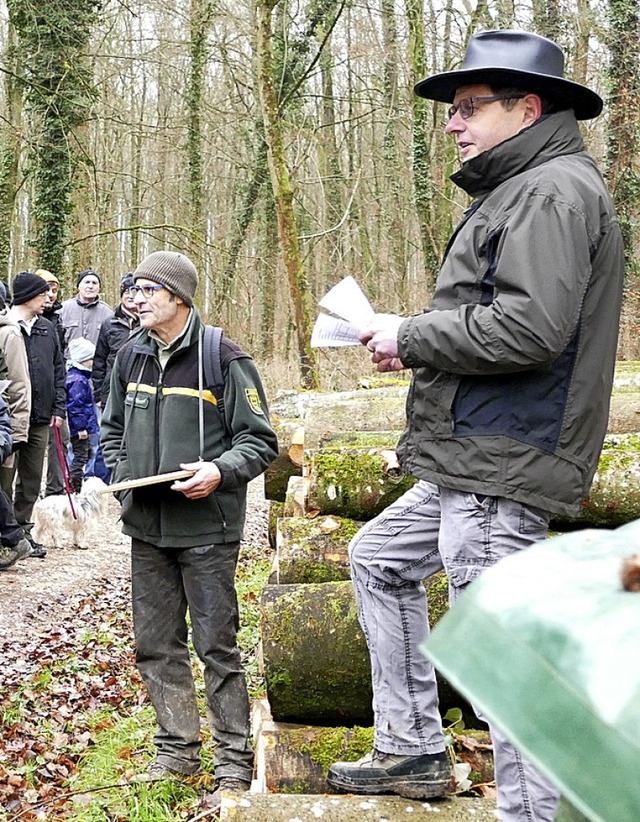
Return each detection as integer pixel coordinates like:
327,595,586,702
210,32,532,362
131,538,253,782
12,423,50,535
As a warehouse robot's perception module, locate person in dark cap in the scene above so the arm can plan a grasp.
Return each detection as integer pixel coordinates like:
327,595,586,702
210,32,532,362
101,250,278,812
60,268,113,355
327,30,624,822
3,272,66,557
91,272,140,407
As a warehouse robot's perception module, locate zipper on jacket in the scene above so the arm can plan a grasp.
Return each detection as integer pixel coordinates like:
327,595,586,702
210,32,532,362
210,493,227,534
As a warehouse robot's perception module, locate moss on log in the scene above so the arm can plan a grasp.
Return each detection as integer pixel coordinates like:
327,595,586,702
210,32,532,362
260,578,477,727
269,516,362,584
264,421,304,502
261,581,372,725
306,448,416,520
554,433,640,528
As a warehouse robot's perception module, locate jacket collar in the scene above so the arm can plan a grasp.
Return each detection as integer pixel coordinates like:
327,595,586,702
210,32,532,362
451,110,585,198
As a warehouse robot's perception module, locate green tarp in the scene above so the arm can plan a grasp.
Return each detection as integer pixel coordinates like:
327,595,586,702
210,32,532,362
424,521,640,822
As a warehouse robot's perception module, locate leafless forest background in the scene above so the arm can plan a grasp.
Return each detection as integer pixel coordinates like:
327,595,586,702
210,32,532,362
0,0,638,391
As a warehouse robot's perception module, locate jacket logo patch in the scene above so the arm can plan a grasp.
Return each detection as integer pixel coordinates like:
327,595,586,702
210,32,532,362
246,388,264,415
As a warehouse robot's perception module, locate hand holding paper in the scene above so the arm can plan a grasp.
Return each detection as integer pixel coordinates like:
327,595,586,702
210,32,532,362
311,276,374,348
360,313,405,372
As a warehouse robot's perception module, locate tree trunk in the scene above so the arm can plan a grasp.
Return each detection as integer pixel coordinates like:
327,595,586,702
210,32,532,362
255,0,318,389
0,20,22,271
606,0,640,277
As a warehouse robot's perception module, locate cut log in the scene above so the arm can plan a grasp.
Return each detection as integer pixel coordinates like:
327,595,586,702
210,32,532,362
282,475,309,518
303,390,407,449
268,501,284,549
606,391,640,434
269,515,361,584
252,698,373,794
260,581,372,726
554,433,640,528
305,447,416,520
264,421,304,501
251,699,492,797
260,578,478,727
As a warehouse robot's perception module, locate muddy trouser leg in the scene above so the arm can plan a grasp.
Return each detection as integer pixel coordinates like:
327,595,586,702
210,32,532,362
438,488,560,822
349,480,447,755
179,539,253,783
132,538,202,774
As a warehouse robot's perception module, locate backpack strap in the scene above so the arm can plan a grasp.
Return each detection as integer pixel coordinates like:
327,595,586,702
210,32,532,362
201,325,225,416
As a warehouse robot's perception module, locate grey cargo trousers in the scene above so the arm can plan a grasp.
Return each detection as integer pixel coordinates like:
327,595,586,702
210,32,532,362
349,480,559,822
131,538,253,783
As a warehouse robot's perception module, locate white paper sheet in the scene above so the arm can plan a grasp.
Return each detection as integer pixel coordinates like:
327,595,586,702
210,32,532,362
312,276,375,348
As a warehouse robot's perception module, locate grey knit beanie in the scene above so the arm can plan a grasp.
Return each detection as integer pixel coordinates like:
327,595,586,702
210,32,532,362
133,251,198,306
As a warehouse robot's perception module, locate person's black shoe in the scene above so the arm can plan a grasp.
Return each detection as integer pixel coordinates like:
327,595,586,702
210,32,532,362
327,749,452,799
26,537,47,558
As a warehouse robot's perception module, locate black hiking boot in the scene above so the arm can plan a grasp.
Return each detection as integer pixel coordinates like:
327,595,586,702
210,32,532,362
327,748,452,799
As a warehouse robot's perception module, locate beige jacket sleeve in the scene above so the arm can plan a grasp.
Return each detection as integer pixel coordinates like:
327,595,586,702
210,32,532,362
0,324,31,443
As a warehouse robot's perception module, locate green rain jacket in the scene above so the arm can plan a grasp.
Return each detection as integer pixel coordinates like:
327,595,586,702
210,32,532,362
101,310,278,547
397,110,624,517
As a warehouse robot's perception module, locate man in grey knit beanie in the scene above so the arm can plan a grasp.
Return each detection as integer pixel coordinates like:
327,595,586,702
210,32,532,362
133,251,198,306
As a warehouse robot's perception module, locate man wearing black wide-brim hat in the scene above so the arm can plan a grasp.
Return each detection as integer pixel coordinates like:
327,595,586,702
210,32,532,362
328,30,624,821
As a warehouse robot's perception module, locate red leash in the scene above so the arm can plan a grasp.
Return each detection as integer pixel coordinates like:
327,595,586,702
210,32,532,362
53,424,77,520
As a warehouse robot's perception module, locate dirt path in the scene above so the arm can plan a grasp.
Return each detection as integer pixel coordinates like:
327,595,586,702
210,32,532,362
0,479,269,644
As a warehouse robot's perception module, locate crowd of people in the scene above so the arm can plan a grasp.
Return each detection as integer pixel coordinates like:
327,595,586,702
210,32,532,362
0,268,139,568
0,27,626,822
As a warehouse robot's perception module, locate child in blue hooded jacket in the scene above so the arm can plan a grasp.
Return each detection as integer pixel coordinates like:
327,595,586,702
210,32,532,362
66,338,99,493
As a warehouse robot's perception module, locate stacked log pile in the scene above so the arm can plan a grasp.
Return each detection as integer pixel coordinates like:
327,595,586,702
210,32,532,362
257,369,640,793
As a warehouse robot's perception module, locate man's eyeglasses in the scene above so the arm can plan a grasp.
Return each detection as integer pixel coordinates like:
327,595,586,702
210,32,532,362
127,284,166,299
447,94,525,121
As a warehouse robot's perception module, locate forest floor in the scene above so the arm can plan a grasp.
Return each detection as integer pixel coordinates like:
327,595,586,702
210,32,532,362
0,479,271,821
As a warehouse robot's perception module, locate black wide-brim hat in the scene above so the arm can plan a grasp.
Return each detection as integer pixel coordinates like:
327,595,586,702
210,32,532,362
415,30,603,120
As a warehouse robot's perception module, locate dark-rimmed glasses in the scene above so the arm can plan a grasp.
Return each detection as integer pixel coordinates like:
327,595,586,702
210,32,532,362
447,94,526,121
128,284,166,299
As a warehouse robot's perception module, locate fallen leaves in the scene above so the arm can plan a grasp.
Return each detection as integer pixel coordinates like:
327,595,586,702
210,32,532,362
0,577,144,820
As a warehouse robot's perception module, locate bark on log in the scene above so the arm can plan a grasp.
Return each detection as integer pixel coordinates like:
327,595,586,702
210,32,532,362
268,501,284,549
269,515,362,584
260,578,476,727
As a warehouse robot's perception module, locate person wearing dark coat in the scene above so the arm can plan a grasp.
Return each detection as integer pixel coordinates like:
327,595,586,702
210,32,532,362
92,273,139,406
36,269,69,497
2,272,66,557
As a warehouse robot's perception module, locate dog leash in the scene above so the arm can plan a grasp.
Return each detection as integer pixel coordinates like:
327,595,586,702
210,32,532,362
53,424,77,520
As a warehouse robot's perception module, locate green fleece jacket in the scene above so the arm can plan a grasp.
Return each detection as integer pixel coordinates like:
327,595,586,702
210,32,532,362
101,310,278,547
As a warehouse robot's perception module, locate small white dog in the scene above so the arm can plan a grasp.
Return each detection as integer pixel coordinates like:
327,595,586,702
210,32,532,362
33,477,109,550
